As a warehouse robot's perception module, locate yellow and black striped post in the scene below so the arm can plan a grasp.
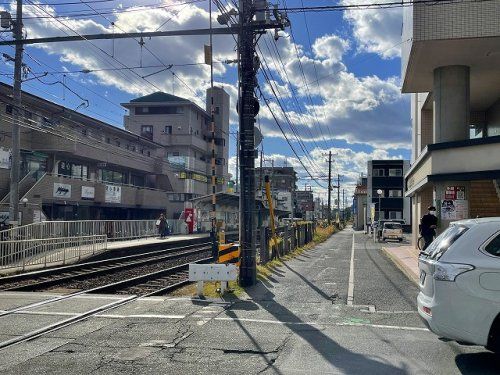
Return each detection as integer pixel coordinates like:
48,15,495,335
218,243,240,266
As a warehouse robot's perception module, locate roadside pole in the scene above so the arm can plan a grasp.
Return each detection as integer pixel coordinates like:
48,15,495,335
9,0,23,227
327,151,332,225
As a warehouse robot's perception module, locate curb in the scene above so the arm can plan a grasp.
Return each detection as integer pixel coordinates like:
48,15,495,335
381,247,419,285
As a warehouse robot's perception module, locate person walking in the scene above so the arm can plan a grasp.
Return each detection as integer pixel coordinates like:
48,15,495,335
420,206,438,250
156,213,167,239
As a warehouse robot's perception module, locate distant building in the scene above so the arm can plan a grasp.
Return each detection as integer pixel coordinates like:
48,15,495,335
367,160,411,224
122,87,230,219
353,176,367,230
255,166,297,217
401,0,500,246
295,189,314,219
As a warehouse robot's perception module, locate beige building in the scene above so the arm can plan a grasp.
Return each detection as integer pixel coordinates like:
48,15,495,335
0,83,178,225
402,0,500,246
122,87,230,218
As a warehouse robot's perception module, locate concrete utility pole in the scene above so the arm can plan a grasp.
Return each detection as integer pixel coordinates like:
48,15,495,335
327,151,332,225
342,189,345,221
9,0,23,226
235,130,239,193
238,0,258,287
337,174,341,222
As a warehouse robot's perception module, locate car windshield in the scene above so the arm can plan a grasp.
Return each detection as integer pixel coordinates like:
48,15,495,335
424,224,469,260
384,223,401,229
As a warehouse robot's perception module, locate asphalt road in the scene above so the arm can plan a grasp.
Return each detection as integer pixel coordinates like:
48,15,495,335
0,227,499,374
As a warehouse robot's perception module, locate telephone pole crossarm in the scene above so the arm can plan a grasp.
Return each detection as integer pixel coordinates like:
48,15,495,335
0,23,286,46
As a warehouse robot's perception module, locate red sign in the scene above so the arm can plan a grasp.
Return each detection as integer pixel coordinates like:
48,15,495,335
445,186,465,200
184,208,195,234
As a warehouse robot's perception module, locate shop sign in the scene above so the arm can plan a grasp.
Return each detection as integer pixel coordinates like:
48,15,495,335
81,186,95,200
0,147,11,169
445,186,465,200
0,211,22,224
105,184,121,203
53,183,71,199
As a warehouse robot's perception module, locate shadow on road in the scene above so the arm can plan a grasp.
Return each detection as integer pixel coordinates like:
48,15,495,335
455,351,500,374
227,280,409,374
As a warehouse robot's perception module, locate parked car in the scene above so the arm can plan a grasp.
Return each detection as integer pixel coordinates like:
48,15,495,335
381,222,404,242
417,217,500,354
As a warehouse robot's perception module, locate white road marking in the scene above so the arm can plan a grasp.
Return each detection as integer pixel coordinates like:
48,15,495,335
347,233,355,306
3,310,429,332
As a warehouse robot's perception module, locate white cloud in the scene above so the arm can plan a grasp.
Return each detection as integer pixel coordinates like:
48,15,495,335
341,0,403,59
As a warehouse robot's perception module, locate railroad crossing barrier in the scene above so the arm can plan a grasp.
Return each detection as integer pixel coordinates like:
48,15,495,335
189,263,238,296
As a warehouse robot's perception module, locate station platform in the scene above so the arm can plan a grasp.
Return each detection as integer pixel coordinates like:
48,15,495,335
0,232,218,277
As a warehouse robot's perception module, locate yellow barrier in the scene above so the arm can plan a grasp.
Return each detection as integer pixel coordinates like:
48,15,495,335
218,242,240,266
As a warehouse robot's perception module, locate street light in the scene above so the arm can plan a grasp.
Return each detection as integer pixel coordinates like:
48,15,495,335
377,188,383,228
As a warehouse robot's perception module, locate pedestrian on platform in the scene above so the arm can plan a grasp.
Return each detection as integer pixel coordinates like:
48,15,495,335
420,205,438,250
156,213,167,239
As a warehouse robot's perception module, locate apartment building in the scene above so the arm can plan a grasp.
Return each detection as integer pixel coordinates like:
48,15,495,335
402,0,500,245
367,160,411,224
122,87,230,218
0,83,176,225
295,189,314,219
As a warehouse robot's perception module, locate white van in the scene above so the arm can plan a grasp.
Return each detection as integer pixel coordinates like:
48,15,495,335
381,222,404,242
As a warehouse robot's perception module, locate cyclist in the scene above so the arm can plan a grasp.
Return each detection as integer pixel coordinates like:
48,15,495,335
420,205,438,250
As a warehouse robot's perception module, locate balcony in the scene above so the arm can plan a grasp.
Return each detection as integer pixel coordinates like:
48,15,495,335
406,135,500,196
22,173,171,209
401,0,500,103
161,134,209,152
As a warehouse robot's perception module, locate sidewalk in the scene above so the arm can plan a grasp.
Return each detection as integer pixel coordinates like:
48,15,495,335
382,244,419,284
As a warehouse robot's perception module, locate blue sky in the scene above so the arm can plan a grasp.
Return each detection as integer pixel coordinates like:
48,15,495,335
0,0,411,202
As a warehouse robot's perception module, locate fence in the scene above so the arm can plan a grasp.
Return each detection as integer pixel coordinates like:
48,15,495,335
0,235,107,271
259,222,316,264
0,219,188,243
0,219,186,272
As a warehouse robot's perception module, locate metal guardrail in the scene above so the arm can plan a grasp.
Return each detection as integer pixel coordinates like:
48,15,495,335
0,219,189,272
0,235,107,271
0,219,186,242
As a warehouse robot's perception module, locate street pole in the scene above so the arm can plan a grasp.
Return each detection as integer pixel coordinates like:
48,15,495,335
258,148,263,227
235,130,239,193
342,189,345,221
327,151,332,225
337,174,341,222
238,0,257,287
9,0,23,227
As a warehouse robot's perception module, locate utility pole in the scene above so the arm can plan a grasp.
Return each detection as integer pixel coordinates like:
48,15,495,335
342,189,345,221
235,130,239,193
337,174,341,222
238,0,258,287
327,151,332,225
258,148,263,226
9,0,23,226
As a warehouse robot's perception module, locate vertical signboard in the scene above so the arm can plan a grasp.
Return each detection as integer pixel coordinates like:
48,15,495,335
184,208,194,234
0,147,11,169
441,186,468,220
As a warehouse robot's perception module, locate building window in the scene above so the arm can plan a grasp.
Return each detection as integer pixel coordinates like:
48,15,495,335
388,190,402,197
58,161,88,179
81,129,87,136
100,169,128,185
373,169,384,177
115,140,121,147
130,145,136,152
141,125,153,140
106,137,111,144
215,106,220,114
215,158,225,165
147,151,151,157
164,125,172,134
389,211,402,220
136,106,183,115
388,169,402,177
5,105,13,115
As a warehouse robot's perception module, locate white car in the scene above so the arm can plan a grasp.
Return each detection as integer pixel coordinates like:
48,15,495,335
382,222,404,242
418,217,500,353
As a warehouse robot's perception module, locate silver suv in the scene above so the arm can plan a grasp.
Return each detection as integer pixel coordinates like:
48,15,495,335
418,217,500,353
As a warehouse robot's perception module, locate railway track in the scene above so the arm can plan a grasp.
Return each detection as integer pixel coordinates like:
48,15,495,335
0,242,213,291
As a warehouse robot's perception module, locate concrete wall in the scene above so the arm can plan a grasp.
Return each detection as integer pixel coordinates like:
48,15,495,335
487,99,500,137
